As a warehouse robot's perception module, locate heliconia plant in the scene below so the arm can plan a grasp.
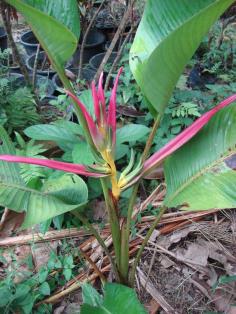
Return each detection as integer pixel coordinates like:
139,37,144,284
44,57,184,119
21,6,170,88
1,0,236,290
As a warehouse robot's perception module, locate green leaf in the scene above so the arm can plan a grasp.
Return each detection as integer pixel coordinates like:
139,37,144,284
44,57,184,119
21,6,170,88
129,0,234,115
218,275,236,285
0,127,88,227
6,0,77,84
72,142,95,165
39,282,50,296
164,103,236,210
24,124,79,151
81,283,147,314
82,283,103,307
116,124,150,145
38,269,49,284
23,0,80,38
63,268,72,281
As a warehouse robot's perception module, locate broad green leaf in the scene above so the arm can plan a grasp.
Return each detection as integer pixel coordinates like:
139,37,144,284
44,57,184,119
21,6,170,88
116,124,150,145
72,142,95,165
0,127,88,227
38,282,50,296
24,124,79,150
164,103,236,210
23,0,80,38
82,283,103,307
6,0,77,83
129,0,234,115
81,283,147,314
23,174,88,227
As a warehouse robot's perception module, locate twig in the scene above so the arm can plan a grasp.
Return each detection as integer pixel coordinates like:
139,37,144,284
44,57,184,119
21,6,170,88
0,208,9,231
80,249,106,284
144,240,158,289
137,268,177,314
74,210,120,282
35,264,111,305
78,0,106,80
94,0,135,82
35,265,111,307
0,227,95,246
104,25,134,92
32,44,40,92
129,206,167,286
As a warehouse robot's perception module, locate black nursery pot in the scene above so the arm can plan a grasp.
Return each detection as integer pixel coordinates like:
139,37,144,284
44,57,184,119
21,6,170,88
14,74,55,97
89,52,117,71
52,67,96,94
0,27,7,51
20,30,41,56
26,51,56,78
72,29,105,67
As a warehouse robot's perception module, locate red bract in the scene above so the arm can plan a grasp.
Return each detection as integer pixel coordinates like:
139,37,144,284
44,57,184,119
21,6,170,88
125,94,236,188
0,155,107,177
66,68,123,151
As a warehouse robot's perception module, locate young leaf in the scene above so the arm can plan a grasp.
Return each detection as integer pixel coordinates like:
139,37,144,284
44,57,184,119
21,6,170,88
130,0,234,115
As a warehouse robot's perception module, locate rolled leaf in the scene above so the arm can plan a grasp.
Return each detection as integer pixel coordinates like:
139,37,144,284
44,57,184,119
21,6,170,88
164,102,236,210
129,0,234,115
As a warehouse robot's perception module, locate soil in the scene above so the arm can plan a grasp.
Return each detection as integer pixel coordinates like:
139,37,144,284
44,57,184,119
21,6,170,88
137,211,236,314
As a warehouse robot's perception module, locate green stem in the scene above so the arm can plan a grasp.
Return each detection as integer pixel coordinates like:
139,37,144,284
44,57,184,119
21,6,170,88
119,115,162,283
72,209,120,282
100,178,121,280
129,206,167,286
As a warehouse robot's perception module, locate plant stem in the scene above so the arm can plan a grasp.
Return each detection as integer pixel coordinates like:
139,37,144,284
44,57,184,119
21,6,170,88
141,115,162,162
72,209,120,282
129,206,167,286
100,178,122,280
120,115,162,283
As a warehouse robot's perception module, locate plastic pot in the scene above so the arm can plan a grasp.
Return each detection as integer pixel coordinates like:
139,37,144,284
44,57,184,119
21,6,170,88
20,30,41,56
89,52,117,71
14,74,55,97
52,67,96,94
26,51,56,78
72,29,105,67
0,26,7,51
0,52,26,74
